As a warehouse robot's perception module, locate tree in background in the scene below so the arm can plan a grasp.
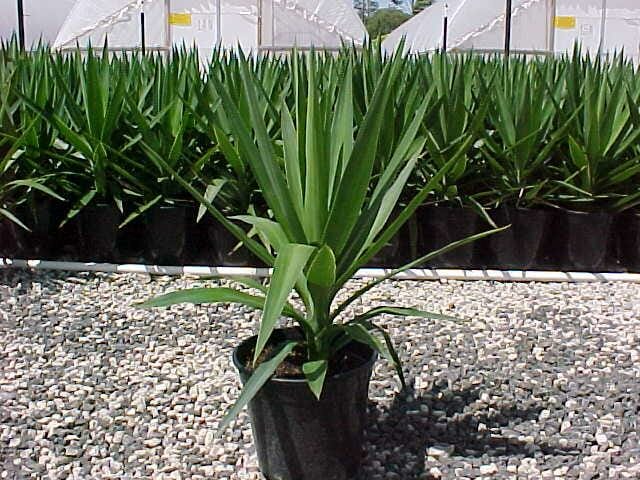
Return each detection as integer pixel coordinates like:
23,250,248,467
353,0,380,20
365,8,411,38
411,0,433,15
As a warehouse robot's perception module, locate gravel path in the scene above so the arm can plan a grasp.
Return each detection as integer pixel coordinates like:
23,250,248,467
1,270,639,479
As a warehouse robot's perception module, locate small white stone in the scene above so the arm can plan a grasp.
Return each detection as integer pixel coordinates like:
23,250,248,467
144,438,162,448
426,445,454,457
595,433,608,446
480,463,498,475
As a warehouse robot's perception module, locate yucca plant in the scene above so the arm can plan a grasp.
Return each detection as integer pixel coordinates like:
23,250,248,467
0,39,64,230
552,52,640,211
478,57,569,208
29,47,147,223
417,53,485,204
140,49,501,443
122,50,204,222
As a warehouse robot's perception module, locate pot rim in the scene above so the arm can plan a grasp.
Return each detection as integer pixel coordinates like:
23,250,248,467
232,329,377,385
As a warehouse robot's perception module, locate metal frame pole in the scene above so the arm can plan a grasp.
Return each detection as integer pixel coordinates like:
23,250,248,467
140,11,146,55
442,3,449,53
257,0,262,48
598,0,607,55
547,0,556,54
16,0,25,51
165,0,172,56
216,0,222,45
504,0,513,56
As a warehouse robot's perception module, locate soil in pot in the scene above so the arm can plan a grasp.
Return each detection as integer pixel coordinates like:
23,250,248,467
145,205,188,265
486,207,552,269
563,210,613,272
418,206,478,268
233,329,376,480
611,212,640,272
78,204,121,262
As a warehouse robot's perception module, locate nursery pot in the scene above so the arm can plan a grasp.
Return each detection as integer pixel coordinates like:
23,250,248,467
486,207,551,269
78,204,121,262
207,219,253,267
0,217,17,258
563,210,613,272
232,330,376,480
145,205,188,265
611,212,640,272
418,206,478,268
364,233,402,268
10,199,62,259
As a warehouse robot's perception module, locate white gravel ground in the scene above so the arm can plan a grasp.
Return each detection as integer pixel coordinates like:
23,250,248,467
1,269,639,479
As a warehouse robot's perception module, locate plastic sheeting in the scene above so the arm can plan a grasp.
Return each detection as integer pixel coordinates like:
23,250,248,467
383,0,640,62
53,0,366,56
0,0,76,46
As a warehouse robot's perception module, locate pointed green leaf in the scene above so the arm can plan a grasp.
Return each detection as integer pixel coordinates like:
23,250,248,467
219,340,297,433
254,243,315,364
137,287,303,321
302,360,328,400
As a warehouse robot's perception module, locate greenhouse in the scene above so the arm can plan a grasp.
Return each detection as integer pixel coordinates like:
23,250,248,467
1,0,366,58
383,0,640,62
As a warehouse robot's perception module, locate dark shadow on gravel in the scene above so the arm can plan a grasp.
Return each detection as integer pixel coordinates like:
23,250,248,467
360,380,579,479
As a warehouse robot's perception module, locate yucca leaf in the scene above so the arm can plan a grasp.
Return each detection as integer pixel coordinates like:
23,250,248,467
219,340,297,433
254,243,315,365
302,360,328,400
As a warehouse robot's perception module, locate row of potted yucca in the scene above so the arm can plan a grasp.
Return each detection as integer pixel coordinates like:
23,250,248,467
2,42,640,270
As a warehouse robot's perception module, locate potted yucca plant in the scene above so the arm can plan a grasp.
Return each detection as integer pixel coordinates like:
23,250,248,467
139,52,501,480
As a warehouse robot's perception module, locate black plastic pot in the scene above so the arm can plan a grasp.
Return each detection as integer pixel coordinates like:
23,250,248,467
364,233,402,268
418,206,479,268
0,217,16,258
486,207,552,269
145,205,188,265
233,330,376,480
563,210,613,271
206,219,254,267
10,199,62,259
115,219,147,264
611,212,640,272
78,204,121,262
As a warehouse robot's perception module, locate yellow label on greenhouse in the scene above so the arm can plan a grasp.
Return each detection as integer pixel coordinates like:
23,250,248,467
555,16,576,29
169,13,192,26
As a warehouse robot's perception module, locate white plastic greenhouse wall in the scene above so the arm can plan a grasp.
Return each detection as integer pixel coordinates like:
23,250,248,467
0,0,76,45
383,0,640,63
0,0,366,60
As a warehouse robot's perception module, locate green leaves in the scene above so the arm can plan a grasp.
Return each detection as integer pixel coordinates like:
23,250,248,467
307,245,336,288
219,340,297,433
137,287,304,322
302,360,328,400
254,243,315,364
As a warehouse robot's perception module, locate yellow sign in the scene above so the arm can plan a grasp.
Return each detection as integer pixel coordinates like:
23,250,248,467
169,13,192,26
555,16,576,29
